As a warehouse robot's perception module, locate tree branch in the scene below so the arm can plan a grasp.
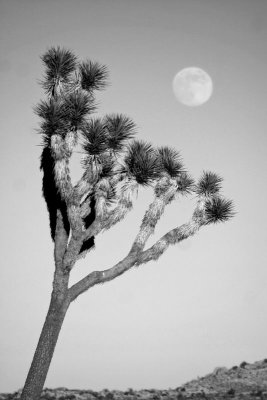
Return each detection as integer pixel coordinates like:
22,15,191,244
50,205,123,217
52,153,73,203
72,170,94,203
68,201,206,302
130,177,177,253
54,210,69,269
79,176,136,242
62,228,85,272
135,219,202,266
98,177,137,231
135,198,208,266
52,210,71,299
68,252,137,302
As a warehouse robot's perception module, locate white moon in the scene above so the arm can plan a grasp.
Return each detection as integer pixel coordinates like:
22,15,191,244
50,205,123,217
173,67,213,106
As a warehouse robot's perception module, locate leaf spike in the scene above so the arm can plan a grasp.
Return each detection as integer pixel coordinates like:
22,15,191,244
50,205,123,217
196,171,223,197
157,146,184,178
81,118,108,156
79,60,108,92
105,114,136,153
41,46,77,95
204,196,235,224
124,140,161,185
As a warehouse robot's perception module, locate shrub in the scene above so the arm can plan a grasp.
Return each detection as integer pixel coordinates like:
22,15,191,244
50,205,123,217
227,388,235,396
240,361,248,368
105,393,114,400
252,390,262,397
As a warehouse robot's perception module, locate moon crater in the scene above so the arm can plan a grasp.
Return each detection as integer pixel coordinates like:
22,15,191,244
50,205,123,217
173,67,213,107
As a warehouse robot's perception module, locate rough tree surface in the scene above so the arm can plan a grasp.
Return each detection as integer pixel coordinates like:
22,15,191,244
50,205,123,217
19,47,234,400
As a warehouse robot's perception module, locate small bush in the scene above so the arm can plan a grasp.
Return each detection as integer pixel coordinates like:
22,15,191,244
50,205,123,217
175,386,186,392
231,365,238,370
125,388,135,395
227,388,235,396
104,393,114,400
251,390,262,397
240,361,248,368
213,366,227,375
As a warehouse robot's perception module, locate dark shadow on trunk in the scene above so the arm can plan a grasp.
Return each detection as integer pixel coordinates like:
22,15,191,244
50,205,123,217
40,147,70,241
79,195,96,253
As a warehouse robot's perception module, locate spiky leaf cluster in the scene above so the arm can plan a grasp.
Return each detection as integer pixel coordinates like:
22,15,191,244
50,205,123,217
81,119,108,156
98,154,116,179
64,92,95,130
35,99,69,142
105,114,136,153
102,181,117,206
123,140,161,185
196,171,223,197
157,146,184,178
177,172,195,195
204,197,234,224
79,61,108,92
41,47,77,95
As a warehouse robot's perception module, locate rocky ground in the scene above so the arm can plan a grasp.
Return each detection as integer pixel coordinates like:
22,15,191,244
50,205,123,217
1,359,267,400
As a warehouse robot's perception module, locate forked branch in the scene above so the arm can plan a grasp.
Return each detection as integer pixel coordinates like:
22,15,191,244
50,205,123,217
68,201,206,302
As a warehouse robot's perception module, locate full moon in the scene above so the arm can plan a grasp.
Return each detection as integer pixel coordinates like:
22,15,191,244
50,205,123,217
173,67,213,106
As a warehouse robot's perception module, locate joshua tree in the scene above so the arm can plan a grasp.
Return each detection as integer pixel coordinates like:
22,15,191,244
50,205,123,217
21,47,234,400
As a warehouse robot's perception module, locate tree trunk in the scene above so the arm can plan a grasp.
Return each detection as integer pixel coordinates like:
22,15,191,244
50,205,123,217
20,293,70,400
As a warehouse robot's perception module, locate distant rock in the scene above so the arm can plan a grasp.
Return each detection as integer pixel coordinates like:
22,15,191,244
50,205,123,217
178,358,267,396
2,359,267,400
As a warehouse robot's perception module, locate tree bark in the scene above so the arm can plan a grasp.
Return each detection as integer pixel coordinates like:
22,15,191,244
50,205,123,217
20,293,70,400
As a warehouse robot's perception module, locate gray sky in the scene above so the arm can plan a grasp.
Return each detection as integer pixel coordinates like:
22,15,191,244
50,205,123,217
1,0,267,393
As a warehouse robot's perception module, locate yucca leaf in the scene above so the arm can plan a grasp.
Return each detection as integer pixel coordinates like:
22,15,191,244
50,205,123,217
35,99,69,139
104,114,136,153
105,182,117,205
157,146,184,178
98,154,116,179
81,119,108,156
41,47,77,94
96,180,117,206
124,140,161,185
64,92,95,129
79,61,108,92
35,99,66,120
177,172,195,195
196,171,223,197
204,196,235,224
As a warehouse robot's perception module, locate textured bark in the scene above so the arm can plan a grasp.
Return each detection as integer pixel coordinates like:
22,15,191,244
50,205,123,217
68,252,138,302
54,210,69,268
131,178,177,253
20,294,70,400
27,46,233,400
68,212,205,302
21,211,70,400
135,220,202,266
63,230,84,271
